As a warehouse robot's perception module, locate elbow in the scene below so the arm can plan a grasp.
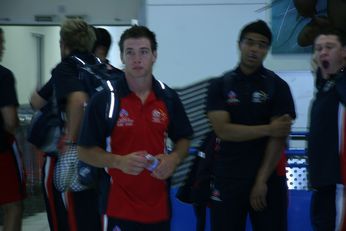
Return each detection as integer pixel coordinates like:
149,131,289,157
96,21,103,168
77,145,101,167
30,91,47,110
77,146,88,162
214,129,230,141
214,128,243,142
216,132,227,141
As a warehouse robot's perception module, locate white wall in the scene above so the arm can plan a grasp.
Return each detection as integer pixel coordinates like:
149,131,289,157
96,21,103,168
0,0,142,25
0,0,315,130
0,26,129,105
146,2,264,87
145,0,312,88
278,71,314,130
0,26,61,105
145,0,314,130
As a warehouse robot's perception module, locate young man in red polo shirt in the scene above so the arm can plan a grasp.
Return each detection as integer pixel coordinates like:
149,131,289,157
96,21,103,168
78,25,193,231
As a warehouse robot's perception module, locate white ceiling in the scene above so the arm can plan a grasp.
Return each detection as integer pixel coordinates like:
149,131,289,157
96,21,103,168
0,0,143,25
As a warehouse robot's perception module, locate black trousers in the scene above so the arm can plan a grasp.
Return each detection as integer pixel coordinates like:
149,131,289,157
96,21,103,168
211,175,288,231
42,156,69,231
193,203,207,231
310,185,337,231
42,156,102,231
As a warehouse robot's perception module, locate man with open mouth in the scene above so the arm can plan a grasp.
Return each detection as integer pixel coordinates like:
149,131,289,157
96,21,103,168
307,28,346,231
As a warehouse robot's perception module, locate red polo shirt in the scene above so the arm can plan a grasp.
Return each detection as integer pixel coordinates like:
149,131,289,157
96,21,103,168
107,91,170,223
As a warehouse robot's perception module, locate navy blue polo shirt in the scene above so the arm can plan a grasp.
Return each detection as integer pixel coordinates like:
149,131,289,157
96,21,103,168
0,66,18,132
0,65,18,150
54,52,97,112
308,69,346,188
206,66,296,180
0,65,18,110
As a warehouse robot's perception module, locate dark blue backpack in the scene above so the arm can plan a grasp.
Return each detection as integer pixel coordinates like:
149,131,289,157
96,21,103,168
27,56,122,154
27,87,63,155
176,131,219,205
72,56,123,189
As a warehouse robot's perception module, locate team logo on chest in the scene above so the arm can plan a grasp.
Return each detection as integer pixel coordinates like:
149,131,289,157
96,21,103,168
152,109,167,124
252,90,268,103
117,109,134,127
226,90,240,105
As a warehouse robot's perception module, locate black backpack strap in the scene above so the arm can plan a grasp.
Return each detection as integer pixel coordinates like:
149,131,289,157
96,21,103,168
104,79,121,137
155,79,174,115
71,55,102,67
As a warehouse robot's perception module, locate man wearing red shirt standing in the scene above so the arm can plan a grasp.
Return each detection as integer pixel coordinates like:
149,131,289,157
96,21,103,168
78,25,193,231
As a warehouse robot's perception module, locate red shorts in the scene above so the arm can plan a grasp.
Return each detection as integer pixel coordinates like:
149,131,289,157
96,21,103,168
0,141,26,205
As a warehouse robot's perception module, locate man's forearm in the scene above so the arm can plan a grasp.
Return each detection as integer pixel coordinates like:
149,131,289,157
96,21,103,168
216,123,271,142
30,91,47,110
78,146,119,168
66,91,88,141
208,111,271,142
171,138,191,165
255,137,287,184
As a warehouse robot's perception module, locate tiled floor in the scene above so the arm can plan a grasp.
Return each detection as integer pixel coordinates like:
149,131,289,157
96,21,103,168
20,212,49,231
0,189,314,231
0,212,49,231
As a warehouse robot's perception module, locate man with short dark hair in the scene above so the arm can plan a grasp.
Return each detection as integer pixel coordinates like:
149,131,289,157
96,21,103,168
92,27,112,63
78,25,193,231
206,20,296,231
307,28,346,231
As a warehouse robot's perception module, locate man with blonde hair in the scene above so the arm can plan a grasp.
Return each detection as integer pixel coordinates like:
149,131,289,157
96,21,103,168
30,18,101,230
